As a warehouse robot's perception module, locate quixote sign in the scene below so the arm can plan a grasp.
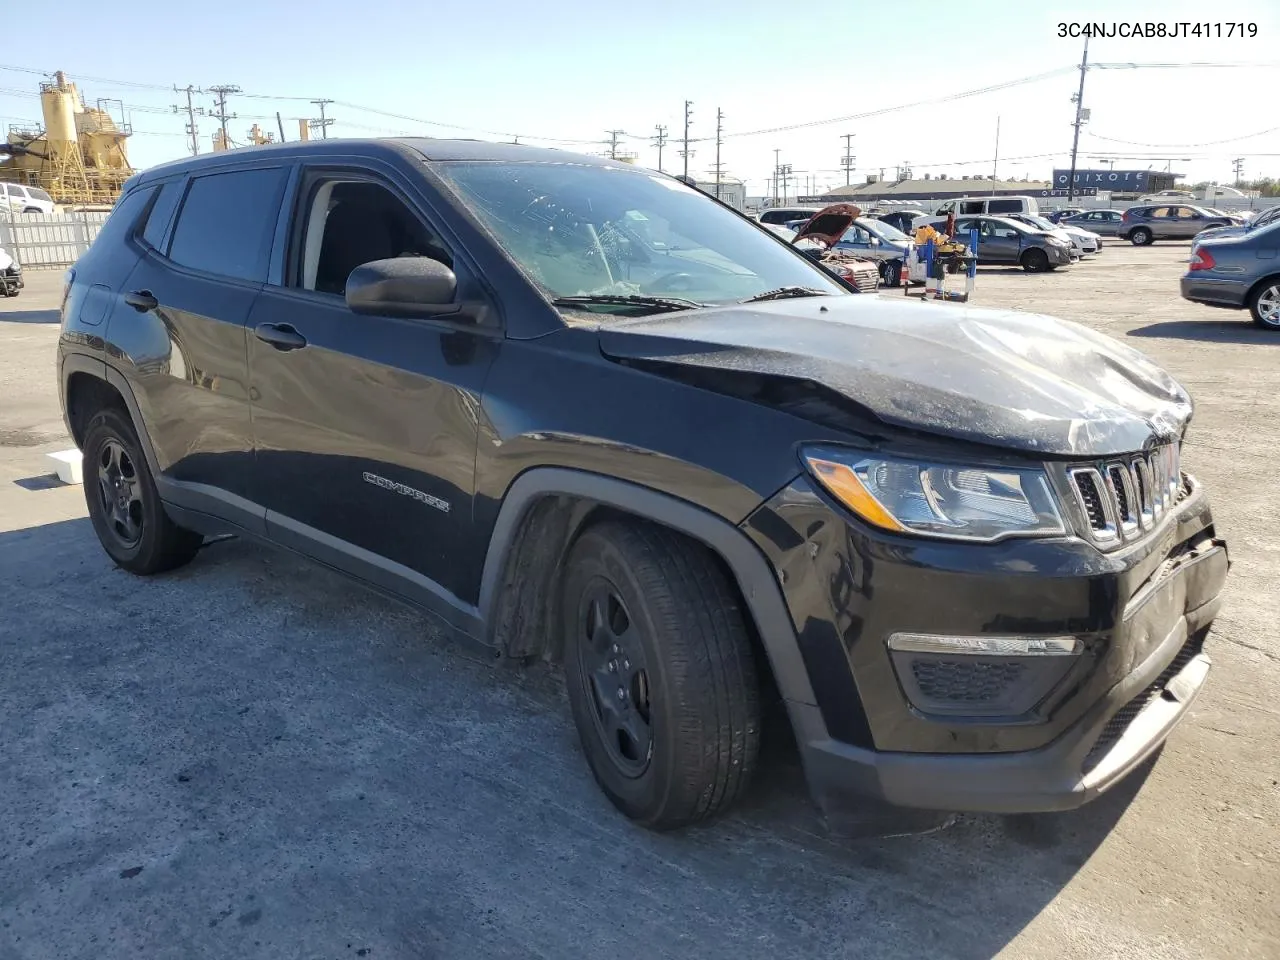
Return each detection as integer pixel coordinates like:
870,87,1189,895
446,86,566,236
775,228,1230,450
1053,169,1151,190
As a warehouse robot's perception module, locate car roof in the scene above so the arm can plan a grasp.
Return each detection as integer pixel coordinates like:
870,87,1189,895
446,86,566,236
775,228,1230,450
129,136,634,185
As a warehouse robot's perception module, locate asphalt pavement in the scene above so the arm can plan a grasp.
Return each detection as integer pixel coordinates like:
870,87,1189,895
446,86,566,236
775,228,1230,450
1,255,1277,960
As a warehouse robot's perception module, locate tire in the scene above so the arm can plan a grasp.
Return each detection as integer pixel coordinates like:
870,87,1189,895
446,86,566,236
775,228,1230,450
1021,248,1050,273
82,407,203,574
562,520,760,830
1130,227,1153,246
1249,280,1280,330
882,260,902,287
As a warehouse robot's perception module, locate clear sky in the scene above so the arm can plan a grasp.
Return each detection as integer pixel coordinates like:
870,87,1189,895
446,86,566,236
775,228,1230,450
4,0,1278,197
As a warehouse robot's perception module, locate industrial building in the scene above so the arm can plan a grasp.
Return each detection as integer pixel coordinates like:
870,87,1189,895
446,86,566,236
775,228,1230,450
1,72,135,207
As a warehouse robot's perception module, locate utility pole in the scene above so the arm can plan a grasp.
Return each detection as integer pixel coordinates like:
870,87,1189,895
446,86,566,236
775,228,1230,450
713,108,724,199
841,133,855,186
651,124,668,172
773,148,781,207
207,85,241,149
991,115,1000,195
1066,38,1089,203
680,100,694,180
172,85,202,156
1232,157,1245,187
310,98,335,139
605,129,625,160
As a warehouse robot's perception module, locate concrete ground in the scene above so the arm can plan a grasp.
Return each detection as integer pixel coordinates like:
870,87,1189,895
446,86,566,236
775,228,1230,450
1,250,1277,960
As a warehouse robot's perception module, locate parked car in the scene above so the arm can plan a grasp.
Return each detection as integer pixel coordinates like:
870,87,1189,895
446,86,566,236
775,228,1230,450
784,214,915,285
1197,205,1280,243
1045,208,1085,224
756,205,822,226
1061,209,1125,237
1139,190,1196,203
925,195,1042,221
918,214,1074,271
1119,205,1233,245
874,209,928,234
1004,212,1100,257
0,245,21,296
2,181,56,215
1201,207,1248,225
59,138,1227,832
1181,218,1280,328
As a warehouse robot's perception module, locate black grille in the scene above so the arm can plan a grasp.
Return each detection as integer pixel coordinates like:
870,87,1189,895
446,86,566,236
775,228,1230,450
910,660,1026,704
1108,465,1132,523
1082,632,1205,773
1075,472,1108,529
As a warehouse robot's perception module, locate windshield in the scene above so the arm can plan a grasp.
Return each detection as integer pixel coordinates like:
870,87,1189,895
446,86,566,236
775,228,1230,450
859,218,909,242
435,161,845,309
1020,215,1058,231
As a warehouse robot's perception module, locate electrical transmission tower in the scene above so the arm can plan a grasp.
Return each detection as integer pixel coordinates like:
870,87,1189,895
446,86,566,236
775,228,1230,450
172,85,203,156
679,100,694,179
207,85,241,150
651,124,668,172
310,99,335,139
841,132,856,185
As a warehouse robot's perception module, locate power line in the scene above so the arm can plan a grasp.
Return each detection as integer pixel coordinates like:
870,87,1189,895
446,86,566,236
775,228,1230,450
1087,125,1280,148
309,98,334,139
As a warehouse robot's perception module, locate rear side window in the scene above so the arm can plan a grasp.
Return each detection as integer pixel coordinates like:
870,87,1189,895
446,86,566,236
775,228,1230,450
30,187,53,202
89,185,158,248
987,199,1021,214
959,201,984,214
6,184,28,198
141,179,184,251
167,167,287,282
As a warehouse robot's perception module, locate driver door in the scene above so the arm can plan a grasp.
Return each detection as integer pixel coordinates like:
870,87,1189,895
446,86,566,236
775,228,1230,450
246,164,500,604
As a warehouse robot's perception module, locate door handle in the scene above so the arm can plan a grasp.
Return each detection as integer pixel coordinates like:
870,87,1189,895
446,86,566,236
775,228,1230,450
124,289,158,312
254,322,308,351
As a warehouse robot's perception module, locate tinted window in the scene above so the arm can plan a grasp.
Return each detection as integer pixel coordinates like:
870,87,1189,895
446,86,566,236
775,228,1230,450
959,201,984,214
987,198,1021,214
168,167,287,282
6,184,28,198
141,179,184,251
88,185,157,250
29,187,52,202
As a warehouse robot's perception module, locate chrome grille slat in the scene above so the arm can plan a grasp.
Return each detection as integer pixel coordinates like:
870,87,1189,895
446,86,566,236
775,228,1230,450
1069,443,1180,547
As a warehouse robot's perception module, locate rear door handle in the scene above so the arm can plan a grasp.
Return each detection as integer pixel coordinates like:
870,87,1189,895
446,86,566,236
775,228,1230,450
124,289,158,312
254,322,308,351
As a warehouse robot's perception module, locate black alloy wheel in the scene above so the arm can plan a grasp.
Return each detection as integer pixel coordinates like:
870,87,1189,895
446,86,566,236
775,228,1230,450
575,581,652,777
96,438,144,548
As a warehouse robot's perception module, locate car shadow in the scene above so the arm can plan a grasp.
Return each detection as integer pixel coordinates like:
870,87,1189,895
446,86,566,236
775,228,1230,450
1,516,1148,960
1129,319,1278,343
0,308,59,323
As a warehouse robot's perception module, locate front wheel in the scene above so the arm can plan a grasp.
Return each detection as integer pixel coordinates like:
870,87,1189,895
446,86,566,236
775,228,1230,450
82,408,203,574
1250,281,1280,329
882,259,902,287
1130,227,1153,246
562,521,761,830
1021,248,1050,273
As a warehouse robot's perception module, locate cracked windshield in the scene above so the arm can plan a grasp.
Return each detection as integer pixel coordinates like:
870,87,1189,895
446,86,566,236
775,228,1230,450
437,161,843,310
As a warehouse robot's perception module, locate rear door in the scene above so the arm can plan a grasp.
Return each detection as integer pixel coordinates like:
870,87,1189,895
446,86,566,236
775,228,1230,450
245,161,500,605
113,163,289,526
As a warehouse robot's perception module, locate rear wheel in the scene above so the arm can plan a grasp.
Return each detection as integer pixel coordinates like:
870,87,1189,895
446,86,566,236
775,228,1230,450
1021,248,1050,273
562,520,761,830
82,408,203,574
1130,227,1153,246
1250,281,1280,329
882,259,902,286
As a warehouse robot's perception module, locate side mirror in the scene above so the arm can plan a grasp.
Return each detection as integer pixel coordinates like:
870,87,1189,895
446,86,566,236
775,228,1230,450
345,257,465,320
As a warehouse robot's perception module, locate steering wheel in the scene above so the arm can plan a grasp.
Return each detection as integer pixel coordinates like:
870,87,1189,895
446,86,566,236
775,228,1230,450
646,271,698,294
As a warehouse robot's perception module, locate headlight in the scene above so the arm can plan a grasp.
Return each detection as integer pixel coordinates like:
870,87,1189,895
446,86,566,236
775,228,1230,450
802,448,1065,542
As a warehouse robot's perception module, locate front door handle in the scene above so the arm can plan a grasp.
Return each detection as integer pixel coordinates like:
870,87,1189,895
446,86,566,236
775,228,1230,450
254,322,308,351
124,289,158,312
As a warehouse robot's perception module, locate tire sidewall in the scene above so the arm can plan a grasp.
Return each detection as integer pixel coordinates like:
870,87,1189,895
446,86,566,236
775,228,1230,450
1022,249,1048,272
1131,228,1152,245
82,409,167,569
1251,282,1280,329
562,530,675,824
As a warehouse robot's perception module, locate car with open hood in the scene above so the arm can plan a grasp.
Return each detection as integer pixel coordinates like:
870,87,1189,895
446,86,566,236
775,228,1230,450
58,138,1228,834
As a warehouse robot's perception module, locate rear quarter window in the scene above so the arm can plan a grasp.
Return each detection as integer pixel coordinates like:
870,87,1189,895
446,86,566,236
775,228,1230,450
167,167,288,282
141,179,185,252
987,199,1022,214
87,185,158,249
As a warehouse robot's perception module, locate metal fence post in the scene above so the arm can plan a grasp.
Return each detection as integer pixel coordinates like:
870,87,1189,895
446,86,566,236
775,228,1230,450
5,197,20,270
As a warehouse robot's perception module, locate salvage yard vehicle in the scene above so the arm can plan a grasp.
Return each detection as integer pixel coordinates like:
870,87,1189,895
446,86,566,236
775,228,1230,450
1004,212,1101,257
919,214,1074,271
1120,205,1234,245
783,205,907,286
0,245,21,296
1181,216,1280,329
1060,209,1124,237
59,139,1229,833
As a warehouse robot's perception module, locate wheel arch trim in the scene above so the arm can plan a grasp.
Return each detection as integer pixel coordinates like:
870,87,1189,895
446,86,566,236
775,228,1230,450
478,467,818,707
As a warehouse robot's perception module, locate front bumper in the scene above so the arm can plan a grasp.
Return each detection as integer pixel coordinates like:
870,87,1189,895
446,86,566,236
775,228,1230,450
1046,244,1074,265
1,264,21,294
1180,274,1249,308
743,473,1228,818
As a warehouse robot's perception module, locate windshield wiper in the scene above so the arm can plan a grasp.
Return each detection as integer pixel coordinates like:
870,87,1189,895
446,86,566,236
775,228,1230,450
740,286,830,303
551,294,707,314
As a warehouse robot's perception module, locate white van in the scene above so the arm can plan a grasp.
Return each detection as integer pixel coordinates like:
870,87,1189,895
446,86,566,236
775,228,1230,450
932,195,1040,218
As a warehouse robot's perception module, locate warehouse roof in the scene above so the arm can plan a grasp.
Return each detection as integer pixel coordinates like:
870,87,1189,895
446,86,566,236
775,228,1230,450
817,177,1051,200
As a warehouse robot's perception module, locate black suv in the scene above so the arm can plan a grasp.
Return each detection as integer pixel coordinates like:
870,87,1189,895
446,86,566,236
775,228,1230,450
1119,205,1234,245
58,139,1229,833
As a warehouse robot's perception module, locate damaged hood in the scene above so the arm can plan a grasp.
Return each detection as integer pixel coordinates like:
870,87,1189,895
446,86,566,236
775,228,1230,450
597,297,1192,457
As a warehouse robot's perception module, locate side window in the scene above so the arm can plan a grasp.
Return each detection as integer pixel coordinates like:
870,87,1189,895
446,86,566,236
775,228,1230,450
168,167,287,282
1176,207,1198,218
30,187,53,203
993,225,1020,239
7,184,29,199
141,179,184,251
936,201,954,215
987,198,1020,214
960,200,984,215
296,178,453,296
87,185,157,249
1149,207,1171,219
